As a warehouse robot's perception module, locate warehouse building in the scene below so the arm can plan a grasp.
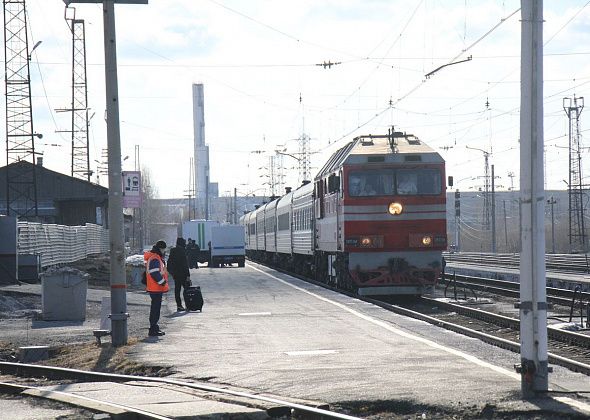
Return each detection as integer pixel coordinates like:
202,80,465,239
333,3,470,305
0,161,108,226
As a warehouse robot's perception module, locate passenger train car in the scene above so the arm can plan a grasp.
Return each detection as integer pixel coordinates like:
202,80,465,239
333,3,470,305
240,130,447,296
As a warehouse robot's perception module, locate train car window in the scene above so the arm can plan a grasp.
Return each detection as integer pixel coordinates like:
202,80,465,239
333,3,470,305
278,213,289,231
349,170,394,196
396,169,441,195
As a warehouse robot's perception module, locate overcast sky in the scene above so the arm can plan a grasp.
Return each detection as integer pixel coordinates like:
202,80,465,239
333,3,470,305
24,0,590,198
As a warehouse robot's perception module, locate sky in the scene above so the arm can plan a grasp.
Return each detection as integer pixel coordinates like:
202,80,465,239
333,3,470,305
21,0,590,198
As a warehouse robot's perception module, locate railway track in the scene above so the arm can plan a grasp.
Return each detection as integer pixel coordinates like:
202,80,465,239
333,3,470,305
444,252,590,274
441,272,590,307
248,261,590,377
0,380,170,419
0,362,361,420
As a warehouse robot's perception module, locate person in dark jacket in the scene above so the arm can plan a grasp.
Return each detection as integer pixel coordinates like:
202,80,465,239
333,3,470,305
167,237,191,311
186,239,200,269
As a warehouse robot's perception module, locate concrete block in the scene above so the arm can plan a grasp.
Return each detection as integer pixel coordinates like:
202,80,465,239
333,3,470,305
18,346,49,363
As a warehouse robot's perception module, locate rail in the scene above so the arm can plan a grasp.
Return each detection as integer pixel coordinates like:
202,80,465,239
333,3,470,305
17,222,109,268
444,251,590,274
0,362,360,420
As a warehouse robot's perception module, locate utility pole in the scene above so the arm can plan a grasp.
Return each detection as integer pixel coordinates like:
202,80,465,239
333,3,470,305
563,96,585,253
454,190,461,251
134,144,142,250
466,145,491,231
503,200,508,251
491,164,496,253
547,197,557,254
184,157,194,221
508,171,516,191
4,0,39,218
233,188,237,224
66,0,149,347
518,0,548,397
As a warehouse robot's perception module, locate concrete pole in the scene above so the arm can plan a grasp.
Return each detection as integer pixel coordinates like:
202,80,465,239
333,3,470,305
233,188,238,224
491,165,496,253
519,0,548,397
103,0,127,346
503,200,508,250
548,197,556,254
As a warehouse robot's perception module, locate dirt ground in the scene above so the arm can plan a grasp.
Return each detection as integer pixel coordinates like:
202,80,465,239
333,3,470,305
0,254,174,377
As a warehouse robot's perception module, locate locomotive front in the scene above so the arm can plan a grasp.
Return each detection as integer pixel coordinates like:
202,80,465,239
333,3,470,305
317,133,447,295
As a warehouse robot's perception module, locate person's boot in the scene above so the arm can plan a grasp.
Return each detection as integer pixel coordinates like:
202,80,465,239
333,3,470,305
149,328,165,337
177,306,185,312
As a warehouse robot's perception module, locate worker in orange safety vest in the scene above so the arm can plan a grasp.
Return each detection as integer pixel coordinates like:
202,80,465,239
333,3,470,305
144,240,169,337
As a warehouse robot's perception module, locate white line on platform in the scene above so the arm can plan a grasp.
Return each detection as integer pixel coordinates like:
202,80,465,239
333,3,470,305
238,312,272,316
250,264,520,381
285,350,338,356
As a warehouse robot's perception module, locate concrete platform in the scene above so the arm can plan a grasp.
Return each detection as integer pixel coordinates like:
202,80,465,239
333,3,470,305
3,264,590,418
126,262,590,418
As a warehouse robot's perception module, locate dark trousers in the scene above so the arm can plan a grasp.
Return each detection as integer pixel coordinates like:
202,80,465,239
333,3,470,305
149,292,163,331
174,276,187,308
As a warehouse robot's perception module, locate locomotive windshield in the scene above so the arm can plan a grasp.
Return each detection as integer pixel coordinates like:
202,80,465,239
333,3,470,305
349,168,441,196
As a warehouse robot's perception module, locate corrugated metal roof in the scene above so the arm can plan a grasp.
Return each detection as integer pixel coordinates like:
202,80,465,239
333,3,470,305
316,132,442,179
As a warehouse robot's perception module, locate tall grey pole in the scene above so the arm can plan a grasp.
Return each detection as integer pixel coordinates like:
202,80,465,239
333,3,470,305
503,200,508,250
103,0,127,346
548,197,556,254
233,188,238,224
491,165,496,253
518,0,548,397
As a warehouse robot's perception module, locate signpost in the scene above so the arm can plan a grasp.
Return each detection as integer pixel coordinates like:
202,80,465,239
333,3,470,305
122,171,142,208
64,0,149,346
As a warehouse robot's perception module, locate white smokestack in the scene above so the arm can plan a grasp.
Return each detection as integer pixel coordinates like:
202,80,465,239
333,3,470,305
193,83,210,219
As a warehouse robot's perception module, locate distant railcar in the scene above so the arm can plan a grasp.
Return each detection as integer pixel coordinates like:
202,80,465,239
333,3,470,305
240,130,447,296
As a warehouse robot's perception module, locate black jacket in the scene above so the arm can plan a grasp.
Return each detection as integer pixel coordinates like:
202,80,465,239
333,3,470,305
167,245,190,279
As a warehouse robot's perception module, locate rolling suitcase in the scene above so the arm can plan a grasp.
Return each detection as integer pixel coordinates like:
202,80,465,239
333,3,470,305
184,286,203,312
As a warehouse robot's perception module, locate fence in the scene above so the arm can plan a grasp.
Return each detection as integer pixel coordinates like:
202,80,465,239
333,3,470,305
17,222,109,268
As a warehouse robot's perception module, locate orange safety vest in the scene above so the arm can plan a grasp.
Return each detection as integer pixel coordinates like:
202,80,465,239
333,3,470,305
144,251,169,293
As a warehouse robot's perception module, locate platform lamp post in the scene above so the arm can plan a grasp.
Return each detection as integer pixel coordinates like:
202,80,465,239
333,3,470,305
64,0,148,347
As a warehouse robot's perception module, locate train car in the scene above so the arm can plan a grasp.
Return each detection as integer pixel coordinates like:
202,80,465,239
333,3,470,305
290,181,314,275
239,211,255,252
240,129,446,296
255,203,267,256
264,199,279,254
276,190,294,260
314,131,446,295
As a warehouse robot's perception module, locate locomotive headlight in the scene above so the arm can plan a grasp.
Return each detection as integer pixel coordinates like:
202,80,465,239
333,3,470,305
360,236,372,247
422,236,433,246
388,202,403,215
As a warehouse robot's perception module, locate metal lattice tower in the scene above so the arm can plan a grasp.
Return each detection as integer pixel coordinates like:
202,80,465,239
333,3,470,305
298,133,311,183
563,96,586,253
69,17,90,181
267,155,277,197
3,0,38,217
274,152,284,195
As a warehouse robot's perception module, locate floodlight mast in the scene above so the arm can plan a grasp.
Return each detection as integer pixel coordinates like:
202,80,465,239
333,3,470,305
64,0,149,347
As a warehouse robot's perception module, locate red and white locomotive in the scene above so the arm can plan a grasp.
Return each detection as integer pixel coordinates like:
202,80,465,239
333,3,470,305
240,130,447,295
